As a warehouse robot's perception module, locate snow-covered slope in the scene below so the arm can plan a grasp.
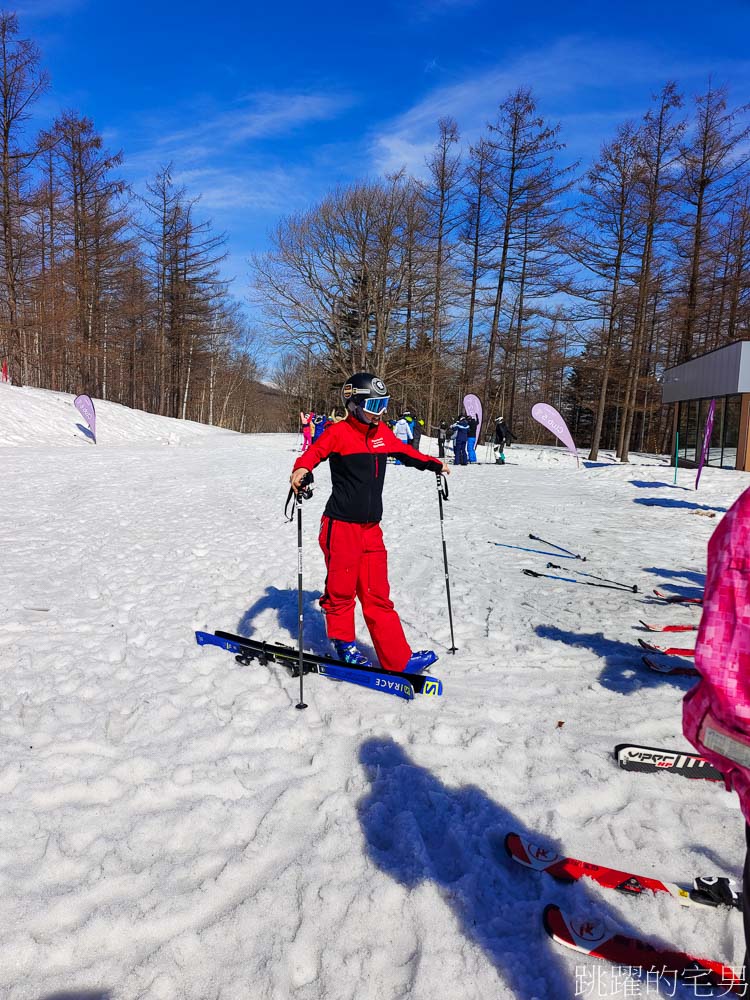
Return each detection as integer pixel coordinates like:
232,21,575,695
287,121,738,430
0,382,242,447
1,385,748,999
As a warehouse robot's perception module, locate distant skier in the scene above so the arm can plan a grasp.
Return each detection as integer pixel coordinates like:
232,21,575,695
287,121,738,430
300,411,313,452
402,410,422,452
493,415,516,465
434,421,448,459
413,418,424,453
682,486,750,966
451,414,470,466
393,413,413,466
466,414,479,464
312,413,328,442
289,372,449,674
393,414,413,445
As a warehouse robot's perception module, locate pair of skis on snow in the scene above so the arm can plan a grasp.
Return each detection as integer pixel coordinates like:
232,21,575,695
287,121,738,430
639,588,702,676
195,630,443,701
506,833,744,994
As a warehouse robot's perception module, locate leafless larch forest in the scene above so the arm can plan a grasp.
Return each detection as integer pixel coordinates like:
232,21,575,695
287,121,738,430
1,11,748,455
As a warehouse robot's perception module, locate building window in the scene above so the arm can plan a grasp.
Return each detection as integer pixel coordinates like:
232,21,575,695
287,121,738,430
684,399,698,462
704,398,723,468
723,395,741,469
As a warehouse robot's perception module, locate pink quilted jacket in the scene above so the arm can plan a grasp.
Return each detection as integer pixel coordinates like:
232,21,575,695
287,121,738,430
683,486,750,822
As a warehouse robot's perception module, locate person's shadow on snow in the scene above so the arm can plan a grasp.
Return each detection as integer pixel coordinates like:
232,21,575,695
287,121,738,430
237,585,382,664
356,738,702,999
535,624,697,695
642,566,706,591
237,585,328,650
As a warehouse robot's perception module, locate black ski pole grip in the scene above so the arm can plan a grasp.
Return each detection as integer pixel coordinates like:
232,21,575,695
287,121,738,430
299,470,314,500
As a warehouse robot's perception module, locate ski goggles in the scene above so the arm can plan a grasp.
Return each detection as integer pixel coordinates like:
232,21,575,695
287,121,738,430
362,396,389,414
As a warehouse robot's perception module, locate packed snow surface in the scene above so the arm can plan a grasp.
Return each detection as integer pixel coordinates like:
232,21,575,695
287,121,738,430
1,381,748,1000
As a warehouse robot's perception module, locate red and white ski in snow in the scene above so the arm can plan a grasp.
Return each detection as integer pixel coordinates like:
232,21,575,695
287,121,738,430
506,834,696,907
614,744,724,783
543,904,744,995
639,620,698,633
653,588,703,605
639,638,695,657
642,654,699,677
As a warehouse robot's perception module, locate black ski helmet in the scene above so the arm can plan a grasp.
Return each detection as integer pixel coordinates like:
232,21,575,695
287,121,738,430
341,372,390,414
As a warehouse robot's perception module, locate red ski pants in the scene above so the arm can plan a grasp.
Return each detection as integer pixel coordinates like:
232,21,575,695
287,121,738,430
318,516,411,672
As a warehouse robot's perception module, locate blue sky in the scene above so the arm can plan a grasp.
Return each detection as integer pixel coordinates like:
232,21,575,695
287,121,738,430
20,0,750,300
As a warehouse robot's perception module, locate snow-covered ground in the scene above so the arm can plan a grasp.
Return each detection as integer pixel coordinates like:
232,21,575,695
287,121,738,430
1,381,748,1000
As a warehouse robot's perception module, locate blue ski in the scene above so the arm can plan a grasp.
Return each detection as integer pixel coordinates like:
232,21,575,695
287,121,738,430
195,631,443,701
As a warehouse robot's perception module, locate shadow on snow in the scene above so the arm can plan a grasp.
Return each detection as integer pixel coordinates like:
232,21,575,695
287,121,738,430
633,497,727,514
39,993,112,1000
489,542,576,560
629,480,692,492
642,566,706,591
357,738,696,998
75,422,96,442
237,585,328,651
535,624,697,695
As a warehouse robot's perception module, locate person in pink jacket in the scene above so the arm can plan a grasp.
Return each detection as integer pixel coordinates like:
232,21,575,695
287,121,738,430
683,485,750,975
300,411,313,453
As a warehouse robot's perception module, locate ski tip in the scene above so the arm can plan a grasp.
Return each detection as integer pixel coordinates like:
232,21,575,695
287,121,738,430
543,904,582,946
503,832,520,859
543,904,609,950
418,676,443,697
541,903,559,940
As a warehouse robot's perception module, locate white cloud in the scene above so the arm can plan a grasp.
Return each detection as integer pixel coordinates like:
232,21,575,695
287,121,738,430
156,90,354,152
369,35,750,176
169,164,313,214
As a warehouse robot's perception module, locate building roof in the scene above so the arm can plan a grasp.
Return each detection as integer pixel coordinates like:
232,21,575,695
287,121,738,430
662,341,750,403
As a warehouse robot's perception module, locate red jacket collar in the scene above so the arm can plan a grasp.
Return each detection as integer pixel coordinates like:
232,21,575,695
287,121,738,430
346,413,378,436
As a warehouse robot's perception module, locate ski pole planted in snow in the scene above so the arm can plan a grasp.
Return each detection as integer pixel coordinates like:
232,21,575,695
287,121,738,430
436,473,457,653
285,472,315,710
546,562,637,593
529,534,586,561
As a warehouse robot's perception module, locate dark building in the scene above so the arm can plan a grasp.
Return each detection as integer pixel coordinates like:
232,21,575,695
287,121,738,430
662,341,750,471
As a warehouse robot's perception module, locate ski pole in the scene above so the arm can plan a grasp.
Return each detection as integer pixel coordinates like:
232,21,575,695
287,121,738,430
285,473,314,710
436,473,457,653
546,562,638,593
522,568,632,593
529,534,586,561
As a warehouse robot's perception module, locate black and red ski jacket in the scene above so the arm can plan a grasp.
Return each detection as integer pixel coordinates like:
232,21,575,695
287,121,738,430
293,414,442,523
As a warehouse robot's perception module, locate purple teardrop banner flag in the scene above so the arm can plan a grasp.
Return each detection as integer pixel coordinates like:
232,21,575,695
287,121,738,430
463,393,483,440
531,402,578,467
74,394,97,443
695,398,715,490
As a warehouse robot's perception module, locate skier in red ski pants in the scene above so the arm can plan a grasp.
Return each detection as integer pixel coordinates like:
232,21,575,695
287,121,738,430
290,372,449,673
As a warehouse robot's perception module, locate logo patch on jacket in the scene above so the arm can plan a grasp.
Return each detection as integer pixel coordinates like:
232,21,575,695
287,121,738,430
372,438,385,448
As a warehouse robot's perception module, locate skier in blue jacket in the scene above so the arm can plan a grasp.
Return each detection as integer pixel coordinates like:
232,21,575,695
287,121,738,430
451,415,470,466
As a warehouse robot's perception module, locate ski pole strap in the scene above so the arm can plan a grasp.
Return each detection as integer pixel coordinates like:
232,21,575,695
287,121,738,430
284,472,314,522
437,472,449,500
284,487,296,522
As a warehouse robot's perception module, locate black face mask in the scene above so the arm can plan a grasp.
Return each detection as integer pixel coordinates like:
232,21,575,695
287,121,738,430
348,402,380,424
